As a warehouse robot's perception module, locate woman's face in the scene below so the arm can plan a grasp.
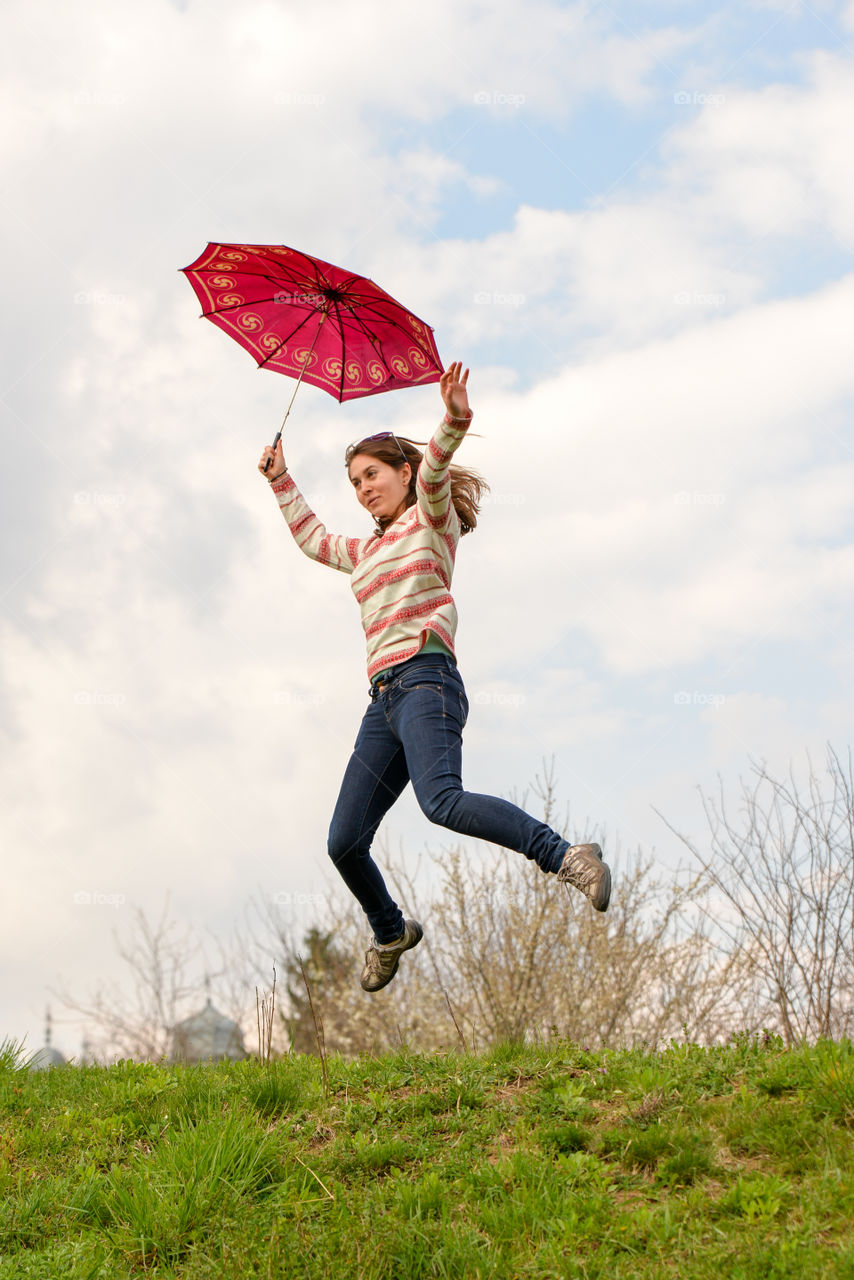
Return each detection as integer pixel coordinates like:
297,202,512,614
348,453,412,523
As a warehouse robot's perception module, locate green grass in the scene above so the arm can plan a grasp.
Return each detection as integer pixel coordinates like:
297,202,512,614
1,1036,853,1278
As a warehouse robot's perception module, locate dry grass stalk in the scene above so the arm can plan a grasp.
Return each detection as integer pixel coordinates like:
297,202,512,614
255,967,276,1064
298,955,329,1096
292,1151,335,1200
443,987,469,1053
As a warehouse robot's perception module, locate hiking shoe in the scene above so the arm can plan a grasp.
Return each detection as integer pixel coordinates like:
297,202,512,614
557,843,611,911
360,919,423,992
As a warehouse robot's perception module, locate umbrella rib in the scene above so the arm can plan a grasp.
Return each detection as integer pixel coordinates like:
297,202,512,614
330,295,347,401
199,269,321,313
256,309,324,370
334,295,438,361
342,306,393,380
197,252,337,365
336,301,438,383
199,258,304,287
190,247,361,303
195,245,324,297
255,246,324,287
279,259,433,350
324,295,440,394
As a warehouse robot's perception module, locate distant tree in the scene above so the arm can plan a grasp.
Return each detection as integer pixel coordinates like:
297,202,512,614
55,900,245,1062
282,926,354,1055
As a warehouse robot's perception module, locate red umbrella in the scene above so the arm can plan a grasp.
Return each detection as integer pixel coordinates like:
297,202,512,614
180,242,443,467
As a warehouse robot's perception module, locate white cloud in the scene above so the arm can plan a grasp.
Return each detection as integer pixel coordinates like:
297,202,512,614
380,46,854,359
462,271,854,675
661,49,854,244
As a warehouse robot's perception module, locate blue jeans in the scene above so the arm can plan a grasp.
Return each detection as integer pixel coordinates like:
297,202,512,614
327,652,570,943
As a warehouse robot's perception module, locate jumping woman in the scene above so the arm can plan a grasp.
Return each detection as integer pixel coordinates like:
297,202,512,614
258,361,611,992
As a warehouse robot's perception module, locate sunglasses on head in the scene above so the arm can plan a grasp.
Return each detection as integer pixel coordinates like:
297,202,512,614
347,431,409,466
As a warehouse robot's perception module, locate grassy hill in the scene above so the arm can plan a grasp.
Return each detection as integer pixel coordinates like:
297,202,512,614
1,1035,853,1278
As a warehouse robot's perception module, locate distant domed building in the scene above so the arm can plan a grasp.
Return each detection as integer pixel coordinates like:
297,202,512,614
169,997,247,1064
28,1008,66,1071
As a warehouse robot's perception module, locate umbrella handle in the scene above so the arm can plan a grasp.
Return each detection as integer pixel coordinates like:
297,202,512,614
263,431,282,473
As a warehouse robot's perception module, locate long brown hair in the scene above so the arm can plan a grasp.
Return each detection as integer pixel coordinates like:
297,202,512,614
344,434,489,535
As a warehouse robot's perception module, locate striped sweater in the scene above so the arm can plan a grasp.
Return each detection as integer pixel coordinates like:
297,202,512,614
270,413,472,681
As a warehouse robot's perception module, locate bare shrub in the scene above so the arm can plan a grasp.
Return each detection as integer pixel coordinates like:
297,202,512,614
655,744,854,1044
405,842,746,1050
260,769,746,1052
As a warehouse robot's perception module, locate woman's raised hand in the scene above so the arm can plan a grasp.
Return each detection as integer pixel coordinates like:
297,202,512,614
440,361,470,419
258,438,287,480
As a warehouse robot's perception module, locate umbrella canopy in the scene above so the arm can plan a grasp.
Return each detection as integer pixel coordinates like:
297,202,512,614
180,242,443,401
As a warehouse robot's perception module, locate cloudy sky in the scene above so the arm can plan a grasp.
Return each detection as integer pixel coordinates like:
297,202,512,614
3,0,854,1057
